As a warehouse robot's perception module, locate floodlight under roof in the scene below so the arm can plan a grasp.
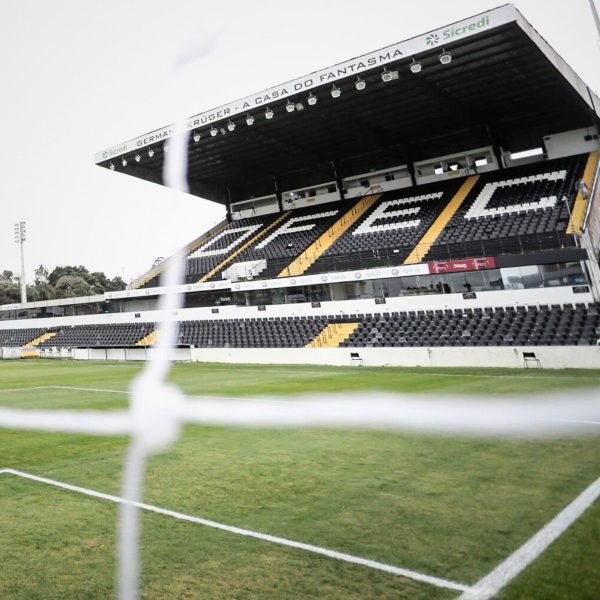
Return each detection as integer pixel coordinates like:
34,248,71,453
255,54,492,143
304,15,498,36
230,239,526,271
109,162,115,170
410,58,422,74
265,107,274,119
286,100,295,112
331,85,341,98
134,154,141,163
193,132,201,142
355,77,366,90
121,157,127,167
381,68,393,82
246,113,254,125
307,93,317,106
439,48,452,65
147,148,154,158
226,120,235,131
210,126,218,136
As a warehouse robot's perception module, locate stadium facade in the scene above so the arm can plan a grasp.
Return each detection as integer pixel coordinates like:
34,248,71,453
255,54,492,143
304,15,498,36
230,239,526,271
2,4,600,368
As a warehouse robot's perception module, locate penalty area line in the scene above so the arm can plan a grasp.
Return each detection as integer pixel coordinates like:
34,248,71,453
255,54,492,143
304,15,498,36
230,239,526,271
0,468,470,594
0,386,55,393
459,473,600,600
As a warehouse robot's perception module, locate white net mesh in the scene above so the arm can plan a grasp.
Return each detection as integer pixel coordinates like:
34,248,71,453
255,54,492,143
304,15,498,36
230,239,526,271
1,37,600,600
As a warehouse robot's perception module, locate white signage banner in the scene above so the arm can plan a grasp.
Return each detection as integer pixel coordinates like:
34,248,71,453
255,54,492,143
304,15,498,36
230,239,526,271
104,262,431,301
95,5,518,163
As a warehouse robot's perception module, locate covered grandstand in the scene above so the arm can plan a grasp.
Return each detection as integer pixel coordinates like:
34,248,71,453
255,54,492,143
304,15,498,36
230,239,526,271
2,3,600,368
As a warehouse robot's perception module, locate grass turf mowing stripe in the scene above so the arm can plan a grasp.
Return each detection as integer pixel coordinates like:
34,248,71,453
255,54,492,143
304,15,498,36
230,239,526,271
459,474,600,600
0,468,471,594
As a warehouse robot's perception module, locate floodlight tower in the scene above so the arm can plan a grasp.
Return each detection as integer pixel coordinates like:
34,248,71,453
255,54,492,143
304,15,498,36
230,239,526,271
13,221,27,305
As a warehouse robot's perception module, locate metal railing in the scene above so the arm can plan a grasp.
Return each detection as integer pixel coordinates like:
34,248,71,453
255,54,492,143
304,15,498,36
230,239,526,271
251,231,577,280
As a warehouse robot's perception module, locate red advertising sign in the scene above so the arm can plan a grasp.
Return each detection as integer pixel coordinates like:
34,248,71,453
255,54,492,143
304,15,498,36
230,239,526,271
428,257,496,274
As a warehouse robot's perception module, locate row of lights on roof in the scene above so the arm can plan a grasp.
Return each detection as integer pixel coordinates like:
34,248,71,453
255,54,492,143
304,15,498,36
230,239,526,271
109,50,452,169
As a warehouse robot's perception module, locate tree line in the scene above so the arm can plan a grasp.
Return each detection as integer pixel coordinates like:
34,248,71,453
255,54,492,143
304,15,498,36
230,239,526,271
0,265,126,305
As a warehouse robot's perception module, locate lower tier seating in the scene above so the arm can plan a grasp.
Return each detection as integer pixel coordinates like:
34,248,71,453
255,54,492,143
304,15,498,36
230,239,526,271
0,328,47,347
36,323,155,348
1,303,598,349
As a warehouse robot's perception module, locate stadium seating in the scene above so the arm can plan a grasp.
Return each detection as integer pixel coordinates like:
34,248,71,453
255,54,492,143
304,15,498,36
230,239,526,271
304,181,461,273
426,154,586,261
340,303,600,347
35,323,155,348
163,154,588,285
0,328,48,347
185,214,282,283
1,303,598,349
203,203,350,281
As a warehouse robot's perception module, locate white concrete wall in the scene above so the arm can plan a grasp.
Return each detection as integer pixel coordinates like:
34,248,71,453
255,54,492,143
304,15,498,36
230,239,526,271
72,347,192,362
191,346,600,370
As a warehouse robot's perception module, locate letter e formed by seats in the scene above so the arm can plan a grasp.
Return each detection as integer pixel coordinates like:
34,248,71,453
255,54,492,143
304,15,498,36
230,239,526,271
353,193,443,235
255,211,338,250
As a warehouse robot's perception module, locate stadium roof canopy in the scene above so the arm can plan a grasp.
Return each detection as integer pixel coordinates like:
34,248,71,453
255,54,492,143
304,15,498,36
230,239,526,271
95,4,600,207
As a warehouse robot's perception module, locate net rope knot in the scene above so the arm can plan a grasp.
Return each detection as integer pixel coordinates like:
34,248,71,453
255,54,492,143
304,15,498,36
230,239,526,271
129,377,182,454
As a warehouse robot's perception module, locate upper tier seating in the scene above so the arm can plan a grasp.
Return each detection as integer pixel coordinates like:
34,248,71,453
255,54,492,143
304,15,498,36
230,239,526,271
1,303,598,349
143,154,589,286
204,203,353,281
185,214,281,283
304,180,461,274
426,154,586,261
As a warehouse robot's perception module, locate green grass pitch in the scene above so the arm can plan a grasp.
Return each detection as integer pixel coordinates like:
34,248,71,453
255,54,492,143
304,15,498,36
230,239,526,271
0,360,599,599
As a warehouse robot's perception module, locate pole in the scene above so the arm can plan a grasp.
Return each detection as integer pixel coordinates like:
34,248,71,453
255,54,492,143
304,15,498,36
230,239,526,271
14,221,27,305
590,0,600,40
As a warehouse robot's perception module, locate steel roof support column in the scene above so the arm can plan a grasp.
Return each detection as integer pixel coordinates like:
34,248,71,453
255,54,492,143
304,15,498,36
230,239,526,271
273,175,283,212
331,160,345,202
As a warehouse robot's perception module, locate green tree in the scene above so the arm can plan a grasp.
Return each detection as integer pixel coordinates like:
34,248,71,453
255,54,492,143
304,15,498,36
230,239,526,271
0,270,14,284
54,275,92,298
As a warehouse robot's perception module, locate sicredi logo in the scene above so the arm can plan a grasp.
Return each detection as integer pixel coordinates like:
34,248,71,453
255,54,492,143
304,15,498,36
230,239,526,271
425,15,490,47
425,33,440,47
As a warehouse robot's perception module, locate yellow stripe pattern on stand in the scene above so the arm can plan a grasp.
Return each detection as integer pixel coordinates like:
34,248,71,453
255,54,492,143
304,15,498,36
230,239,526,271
198,213,289,283
24,332,57,348
404,176,480,265
132,220,229,289
279,194,381,278
567,151,599,235
305,323,359,348
136,331,157,347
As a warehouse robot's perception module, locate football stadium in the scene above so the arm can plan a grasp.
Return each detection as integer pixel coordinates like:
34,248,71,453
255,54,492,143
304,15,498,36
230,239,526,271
2,4,600,599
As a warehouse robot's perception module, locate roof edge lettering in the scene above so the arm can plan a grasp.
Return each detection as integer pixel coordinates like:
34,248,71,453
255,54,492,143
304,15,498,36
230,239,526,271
94,4,518,163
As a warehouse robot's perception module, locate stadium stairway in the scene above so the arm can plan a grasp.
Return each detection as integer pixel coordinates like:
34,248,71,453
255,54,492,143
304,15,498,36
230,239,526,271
197,213,289,283
279,194,381,277
134,219,229,289
567,151,599,235
24,332,57,348
404,176,480,264
305,322,360,348
426,153,587,261
136,331,158,347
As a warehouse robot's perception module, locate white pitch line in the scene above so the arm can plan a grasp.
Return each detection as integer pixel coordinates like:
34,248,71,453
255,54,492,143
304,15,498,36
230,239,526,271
459,474,600,600
0,386,54,393
0,468,470,594
47,386,228,402
48,385,128,395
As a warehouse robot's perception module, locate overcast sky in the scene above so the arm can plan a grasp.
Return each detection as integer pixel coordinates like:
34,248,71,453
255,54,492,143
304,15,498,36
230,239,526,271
2,0,599,285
